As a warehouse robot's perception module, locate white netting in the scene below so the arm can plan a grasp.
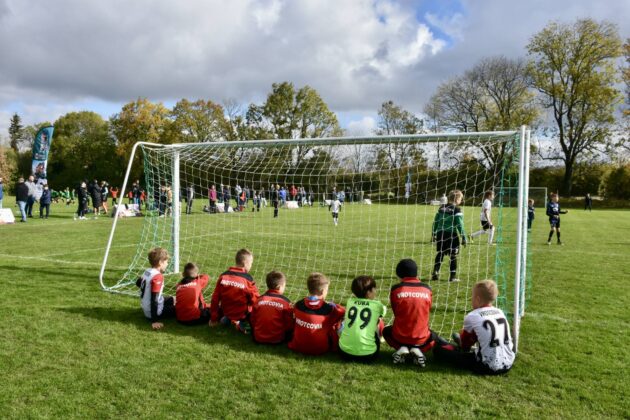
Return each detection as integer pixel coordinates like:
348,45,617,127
101,132,525,337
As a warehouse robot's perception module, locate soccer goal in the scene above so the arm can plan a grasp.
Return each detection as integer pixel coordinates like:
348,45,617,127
501,186,548,208
99,127,532,350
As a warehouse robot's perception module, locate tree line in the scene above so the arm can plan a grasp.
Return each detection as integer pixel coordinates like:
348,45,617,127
0,18,628,199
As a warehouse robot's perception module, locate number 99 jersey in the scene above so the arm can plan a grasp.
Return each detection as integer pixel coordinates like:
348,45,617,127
339,297,386,356
463,307,515,372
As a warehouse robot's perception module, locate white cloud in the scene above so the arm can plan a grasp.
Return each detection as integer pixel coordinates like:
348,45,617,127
346,116,377,136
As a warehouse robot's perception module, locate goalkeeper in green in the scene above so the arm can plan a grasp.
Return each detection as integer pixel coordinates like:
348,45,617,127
432,190,467,282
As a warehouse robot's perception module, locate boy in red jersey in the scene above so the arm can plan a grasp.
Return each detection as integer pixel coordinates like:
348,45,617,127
175,262,211,325
209,249,259,333
136,247,175,330
383,259,447,367
251,271,294,344
288,273,345,355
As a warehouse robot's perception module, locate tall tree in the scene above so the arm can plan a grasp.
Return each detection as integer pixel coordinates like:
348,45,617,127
170,99,226,143
48,111,120,188
374,100,425,170
426,56,538,173
8,113,23,152
527,19,622,194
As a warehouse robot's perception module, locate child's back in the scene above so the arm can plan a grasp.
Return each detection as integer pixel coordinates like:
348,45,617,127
288,273,345,355
251,271,294,344
462,305,514,372
176,263,210,324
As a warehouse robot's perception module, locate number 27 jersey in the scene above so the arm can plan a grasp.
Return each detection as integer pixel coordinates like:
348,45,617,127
463,306,515,372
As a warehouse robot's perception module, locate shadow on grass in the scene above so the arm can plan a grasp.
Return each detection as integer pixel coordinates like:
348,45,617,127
60,306,472,375
0,263,92,281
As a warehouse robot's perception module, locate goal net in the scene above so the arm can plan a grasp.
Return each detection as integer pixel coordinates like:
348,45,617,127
100,130,531,346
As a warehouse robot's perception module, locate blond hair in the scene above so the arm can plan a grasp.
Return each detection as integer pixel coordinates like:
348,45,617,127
473,280,498,305
148,247,169,268
449,189,463,203
307,272,329,295
235,248,253,266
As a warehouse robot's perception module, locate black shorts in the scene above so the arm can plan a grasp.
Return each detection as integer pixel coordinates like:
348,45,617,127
549,217,560,228
481,220,493,230
436,231,460,255
332,212,338,218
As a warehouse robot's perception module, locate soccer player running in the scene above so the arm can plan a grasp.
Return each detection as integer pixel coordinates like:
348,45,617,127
431,190,467,282
331,197,341,226
546,193,568,245
470,190,495,245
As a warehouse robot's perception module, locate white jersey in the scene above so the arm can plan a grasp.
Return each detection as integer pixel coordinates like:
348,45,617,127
463,306,515,372
139,268,165,319
331,199,341,213
480,199,492,222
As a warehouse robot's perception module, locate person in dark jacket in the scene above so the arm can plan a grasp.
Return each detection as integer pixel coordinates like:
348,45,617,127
90,179,102,216
76,182,89,220
39,184,52,219
15,177,29,222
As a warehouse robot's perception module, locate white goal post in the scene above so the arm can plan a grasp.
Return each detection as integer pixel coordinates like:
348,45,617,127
99,128,531,351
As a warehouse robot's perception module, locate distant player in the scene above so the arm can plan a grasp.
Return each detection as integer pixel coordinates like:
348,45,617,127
136,247,176,330
250,271,294,344
435,280,515,374
175,262,211,325
431,190,467,282
271,184,279,218
470,191,495,245
338,276,386,363
331,197,341,226
209,249,259,333
546,193,567,245
288,273,345,355
527,199,535,231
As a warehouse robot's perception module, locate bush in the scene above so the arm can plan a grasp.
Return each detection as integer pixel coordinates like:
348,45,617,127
601,164,630,200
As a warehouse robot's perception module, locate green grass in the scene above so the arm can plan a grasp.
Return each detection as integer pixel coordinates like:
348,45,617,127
0,200,629,418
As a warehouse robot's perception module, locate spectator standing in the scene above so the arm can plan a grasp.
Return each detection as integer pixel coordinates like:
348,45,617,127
584,193,592,212
90,179,103,217
15,177,29,222
101,181,109,215
208,184,217,213
223,185,231,213
76,182,89,220
39,184,51,219
24,175,36,218
110,186,119,205
186,185,194,214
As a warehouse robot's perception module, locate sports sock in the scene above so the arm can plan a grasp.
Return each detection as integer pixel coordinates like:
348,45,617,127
433,252,444,275
449,255,457,278
488,227,495,244
548,231,553,241
471,230,485,238
556,231,561,242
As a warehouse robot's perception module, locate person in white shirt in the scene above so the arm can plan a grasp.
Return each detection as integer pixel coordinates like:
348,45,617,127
331,198,341,226
434,279,515,374
470,191,495,245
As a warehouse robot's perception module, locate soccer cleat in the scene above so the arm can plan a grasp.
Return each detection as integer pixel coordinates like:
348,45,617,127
557,241,563,245
449,277,460,283
547,241,551,245
236,320,251,334
409,347,426,368
392,346,410,364
431,273,439,281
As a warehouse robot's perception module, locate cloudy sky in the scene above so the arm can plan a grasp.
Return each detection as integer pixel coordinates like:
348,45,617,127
0,0,628,138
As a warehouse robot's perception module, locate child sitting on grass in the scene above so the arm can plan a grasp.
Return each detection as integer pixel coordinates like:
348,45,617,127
434,280,515,374
209,249,259,333
383,259,447,367
136,247,175,330
251,271,294,344
288,273,345,355
175,262,211,325
338,276,386,363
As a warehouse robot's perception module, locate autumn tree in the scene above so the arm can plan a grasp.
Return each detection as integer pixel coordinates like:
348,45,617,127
527,19,622,194
170,99,226,143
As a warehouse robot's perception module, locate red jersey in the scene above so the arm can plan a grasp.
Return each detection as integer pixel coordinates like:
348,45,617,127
288,297,345,355
175,274,209,322
210,267,259,322
389,278,433,346
110,188,118,198
251,290,294,344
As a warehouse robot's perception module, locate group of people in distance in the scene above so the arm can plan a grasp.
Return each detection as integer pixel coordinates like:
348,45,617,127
136,247,515,375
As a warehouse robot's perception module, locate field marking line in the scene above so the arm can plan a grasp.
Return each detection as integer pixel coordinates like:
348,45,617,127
0,253,128,270
526,311,629,327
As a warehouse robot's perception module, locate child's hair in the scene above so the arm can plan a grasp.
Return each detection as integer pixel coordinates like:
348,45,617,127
473,280,498,305
484,190,494,199
351,276,377,298
148,247,169,267
395,259,418,279
528,198,534,205
235,248,253,266
449,189,463,203
183,262,199,279
307,272,329,295
266,270,286,290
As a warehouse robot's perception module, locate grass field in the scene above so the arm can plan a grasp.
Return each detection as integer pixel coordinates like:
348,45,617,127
0,199,629,418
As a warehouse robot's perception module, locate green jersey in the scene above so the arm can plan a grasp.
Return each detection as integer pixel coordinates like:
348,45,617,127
432,203,465,237
339,297,386,356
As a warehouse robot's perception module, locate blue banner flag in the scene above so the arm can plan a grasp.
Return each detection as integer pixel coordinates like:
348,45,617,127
31,126,54,195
